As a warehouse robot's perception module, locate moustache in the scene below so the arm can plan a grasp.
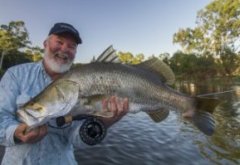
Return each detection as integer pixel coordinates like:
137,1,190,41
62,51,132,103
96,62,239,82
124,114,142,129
55,52,69,61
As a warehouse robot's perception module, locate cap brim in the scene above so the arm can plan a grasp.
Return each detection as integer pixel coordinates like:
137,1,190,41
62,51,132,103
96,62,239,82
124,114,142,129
51,30,82,44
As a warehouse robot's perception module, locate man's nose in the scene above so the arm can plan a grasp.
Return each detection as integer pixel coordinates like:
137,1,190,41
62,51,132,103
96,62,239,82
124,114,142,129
60,43,69,52
60,45,75,59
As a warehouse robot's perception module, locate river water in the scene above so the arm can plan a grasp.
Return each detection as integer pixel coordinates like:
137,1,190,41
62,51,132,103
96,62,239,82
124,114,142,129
0,80,240,165
75,79,240,165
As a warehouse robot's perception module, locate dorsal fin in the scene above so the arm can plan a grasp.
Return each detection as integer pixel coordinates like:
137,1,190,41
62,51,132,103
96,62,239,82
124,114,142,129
137,57,175,85
91,45,119,63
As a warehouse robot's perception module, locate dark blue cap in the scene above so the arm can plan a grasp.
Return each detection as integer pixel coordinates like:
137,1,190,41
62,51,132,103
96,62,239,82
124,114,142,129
49,23,82,44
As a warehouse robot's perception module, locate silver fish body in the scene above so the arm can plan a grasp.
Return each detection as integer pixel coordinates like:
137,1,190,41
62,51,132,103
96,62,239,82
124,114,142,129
69,62,190,113
17,47,220,135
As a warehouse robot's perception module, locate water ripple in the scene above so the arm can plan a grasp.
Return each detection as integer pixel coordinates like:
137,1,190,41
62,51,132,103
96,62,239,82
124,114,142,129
75,83,240,165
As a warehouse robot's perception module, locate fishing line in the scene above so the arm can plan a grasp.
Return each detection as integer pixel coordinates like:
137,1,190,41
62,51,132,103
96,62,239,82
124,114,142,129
197,89,236,97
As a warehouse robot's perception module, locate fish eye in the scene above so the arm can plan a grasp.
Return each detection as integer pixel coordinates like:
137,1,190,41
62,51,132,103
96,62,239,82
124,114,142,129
35,107,43,111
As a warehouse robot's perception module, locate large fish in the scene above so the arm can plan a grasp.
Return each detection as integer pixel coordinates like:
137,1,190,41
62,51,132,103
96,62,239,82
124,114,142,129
17,46,220,135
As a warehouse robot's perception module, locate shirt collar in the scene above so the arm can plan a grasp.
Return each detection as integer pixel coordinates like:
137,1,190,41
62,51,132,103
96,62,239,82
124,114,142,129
39,60,52,82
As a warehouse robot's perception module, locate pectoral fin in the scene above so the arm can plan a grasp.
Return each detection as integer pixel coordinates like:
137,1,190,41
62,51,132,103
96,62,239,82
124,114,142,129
146,108,169,123
78,94,114,118
80,94,105,105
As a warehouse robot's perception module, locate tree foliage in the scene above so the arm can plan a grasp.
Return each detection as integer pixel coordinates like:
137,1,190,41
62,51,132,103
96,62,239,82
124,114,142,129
172,0,240,78
24,46,43,62
118,51,144,64
218,46,239,75
2,51,32,70
1,10,240,81
0,21,43,73
173,0,240,55
0,21,30,52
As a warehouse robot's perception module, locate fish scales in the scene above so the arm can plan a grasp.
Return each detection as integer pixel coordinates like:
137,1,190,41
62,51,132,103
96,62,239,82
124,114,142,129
71,62,178,108
17,46,221,136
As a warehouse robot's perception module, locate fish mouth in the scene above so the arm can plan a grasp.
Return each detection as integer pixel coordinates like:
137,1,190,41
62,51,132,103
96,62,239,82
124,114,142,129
17,109,39,127
17,108,53,129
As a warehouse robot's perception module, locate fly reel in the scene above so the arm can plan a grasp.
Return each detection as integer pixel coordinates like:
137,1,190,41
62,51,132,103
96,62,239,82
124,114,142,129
79,117,107,145
56,115,107,145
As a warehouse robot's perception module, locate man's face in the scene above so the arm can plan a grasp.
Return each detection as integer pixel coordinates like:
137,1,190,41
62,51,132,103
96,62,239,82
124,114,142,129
43,33,77,73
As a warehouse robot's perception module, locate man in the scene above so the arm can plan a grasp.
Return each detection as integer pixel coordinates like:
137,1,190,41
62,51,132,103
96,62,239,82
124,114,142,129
0,23,129,165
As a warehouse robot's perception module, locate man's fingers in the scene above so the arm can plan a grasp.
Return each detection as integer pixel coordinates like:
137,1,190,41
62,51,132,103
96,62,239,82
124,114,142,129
116,97,124,116
116,97,129,116
14,124,48,144
14,123,28,143
28,125,47,143
110,96,129,117
100,96,129,128
15,123,28,135
122,98,129,115
102,98,108,111
110,96,117,116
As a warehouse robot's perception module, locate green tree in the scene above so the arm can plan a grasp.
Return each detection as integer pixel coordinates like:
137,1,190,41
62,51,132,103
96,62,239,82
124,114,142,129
196,54,218,78
118,51,144,64
173,0,240,77
2,51,31,71
173,0,240,55
169,51,219,80
169,51,198,79
24,46,43,62
0,21,31,69
0,21,43,76
218,46,239,76
158,52,171,65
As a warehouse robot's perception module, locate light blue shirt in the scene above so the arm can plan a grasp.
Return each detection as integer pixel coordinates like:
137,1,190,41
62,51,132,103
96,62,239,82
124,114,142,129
0,61,88,165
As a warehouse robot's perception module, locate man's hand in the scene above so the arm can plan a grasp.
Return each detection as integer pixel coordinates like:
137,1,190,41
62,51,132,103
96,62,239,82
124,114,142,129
100,96,129,128
14,123,48,144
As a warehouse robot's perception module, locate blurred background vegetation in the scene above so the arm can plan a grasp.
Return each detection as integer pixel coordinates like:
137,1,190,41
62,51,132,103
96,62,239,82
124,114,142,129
0,21,43,77
1,0,240,81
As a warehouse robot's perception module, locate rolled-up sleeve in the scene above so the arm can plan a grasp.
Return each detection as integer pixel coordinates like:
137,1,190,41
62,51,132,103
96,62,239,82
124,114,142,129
0,70,20,146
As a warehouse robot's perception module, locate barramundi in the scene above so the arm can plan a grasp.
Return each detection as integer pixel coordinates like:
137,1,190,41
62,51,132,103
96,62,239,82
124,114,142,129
17,46,220,135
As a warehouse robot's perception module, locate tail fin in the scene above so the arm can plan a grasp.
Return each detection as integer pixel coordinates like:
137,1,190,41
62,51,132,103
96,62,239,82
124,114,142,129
195,96,220,114
192,111,215,136
187,97,221,136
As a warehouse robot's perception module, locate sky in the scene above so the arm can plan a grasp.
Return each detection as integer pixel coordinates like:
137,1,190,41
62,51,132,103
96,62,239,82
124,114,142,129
0,0,211,63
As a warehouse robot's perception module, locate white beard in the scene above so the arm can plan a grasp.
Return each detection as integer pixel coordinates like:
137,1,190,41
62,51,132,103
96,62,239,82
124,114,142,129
43,50,73,73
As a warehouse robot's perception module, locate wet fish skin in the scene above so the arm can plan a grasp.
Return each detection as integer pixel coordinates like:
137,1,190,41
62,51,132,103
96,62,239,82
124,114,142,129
17,47,220,136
